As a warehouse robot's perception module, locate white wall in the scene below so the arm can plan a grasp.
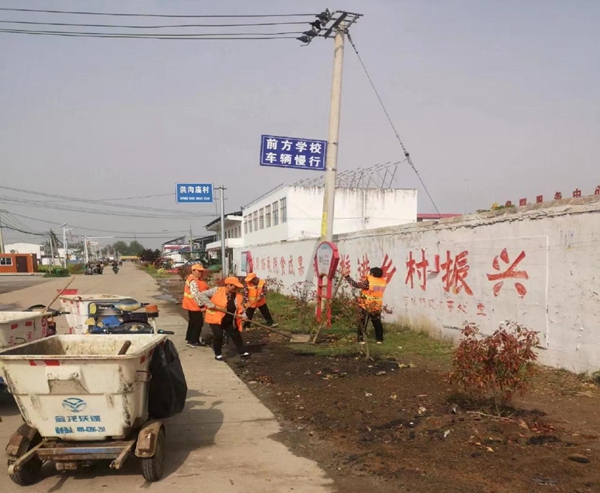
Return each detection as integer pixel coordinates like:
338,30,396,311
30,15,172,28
243,187,290,247
234,197,600,373
4,243,43,257
242,186,418,246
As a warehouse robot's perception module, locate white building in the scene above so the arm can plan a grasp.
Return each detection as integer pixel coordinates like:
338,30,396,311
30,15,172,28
241,186,418,247
204,211,244,269
4,242,44,257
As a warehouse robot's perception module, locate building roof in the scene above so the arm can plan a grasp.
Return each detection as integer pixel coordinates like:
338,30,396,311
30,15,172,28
204,211,242,229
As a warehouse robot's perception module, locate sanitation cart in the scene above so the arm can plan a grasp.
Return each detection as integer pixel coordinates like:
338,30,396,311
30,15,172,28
0,334,168,485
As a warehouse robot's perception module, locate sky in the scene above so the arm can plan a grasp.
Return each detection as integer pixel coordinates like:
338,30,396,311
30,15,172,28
1,0,598,248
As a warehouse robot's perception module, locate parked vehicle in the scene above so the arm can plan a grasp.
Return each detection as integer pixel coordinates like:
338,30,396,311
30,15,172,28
84,262,103,275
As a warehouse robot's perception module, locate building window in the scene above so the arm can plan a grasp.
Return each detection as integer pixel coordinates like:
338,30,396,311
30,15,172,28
259,208,265,230
273,201,279,226
248,215,253,233
265,205,272,228
244,217,248,234
0,256,13,266
280,198,287,223
253,211,258,231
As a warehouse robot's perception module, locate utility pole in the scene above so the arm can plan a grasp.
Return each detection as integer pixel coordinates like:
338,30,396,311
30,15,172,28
321,25,346,241
189,226,193,260
0,210,4,254
218,186,227,276
48,231,55,271
84,236,89,264
297,10,362,241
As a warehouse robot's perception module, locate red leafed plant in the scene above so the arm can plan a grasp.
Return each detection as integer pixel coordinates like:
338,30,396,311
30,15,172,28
448,322,540,413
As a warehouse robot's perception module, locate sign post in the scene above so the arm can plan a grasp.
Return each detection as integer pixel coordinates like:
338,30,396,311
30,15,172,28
313,241,340,327
260,134,327,171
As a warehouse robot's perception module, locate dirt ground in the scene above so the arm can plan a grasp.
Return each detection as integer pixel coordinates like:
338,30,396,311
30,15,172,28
163,279,600,493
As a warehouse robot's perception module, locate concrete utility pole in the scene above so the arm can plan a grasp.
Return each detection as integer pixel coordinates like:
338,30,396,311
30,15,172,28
84,236,89,264
0,210,4,254
61,223,68,268
321,25,346,241
296,10,362,241
189,226,193,260
218,186,227,275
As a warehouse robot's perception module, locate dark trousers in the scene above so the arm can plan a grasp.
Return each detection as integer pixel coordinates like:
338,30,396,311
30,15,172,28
245,303,273,326
358,308,384,342
186,310,204,344
209,322,246,356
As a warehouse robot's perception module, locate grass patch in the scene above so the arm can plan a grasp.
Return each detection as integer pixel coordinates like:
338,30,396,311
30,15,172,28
268,291,452,362
139,264,176,279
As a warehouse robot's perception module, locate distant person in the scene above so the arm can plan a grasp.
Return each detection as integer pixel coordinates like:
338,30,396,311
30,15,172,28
198,277,250,361
243,273,278,328
182,264,209,348
343,267,387,344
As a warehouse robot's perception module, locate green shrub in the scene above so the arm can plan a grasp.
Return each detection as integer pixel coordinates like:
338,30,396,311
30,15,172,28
68,263,84,274
44,268,70,278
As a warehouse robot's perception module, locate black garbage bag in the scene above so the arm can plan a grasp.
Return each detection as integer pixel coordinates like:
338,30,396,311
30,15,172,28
148,339,188,419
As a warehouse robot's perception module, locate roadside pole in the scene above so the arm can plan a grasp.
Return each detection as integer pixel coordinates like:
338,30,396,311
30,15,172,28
219,186,227,276
84,236,89,264
0,210,4,254
321,23,347,241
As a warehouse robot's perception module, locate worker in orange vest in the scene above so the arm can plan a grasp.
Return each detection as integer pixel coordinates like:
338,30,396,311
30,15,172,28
343,267,387,344
182,264,210,348
243,273,278,328
198,277,250,361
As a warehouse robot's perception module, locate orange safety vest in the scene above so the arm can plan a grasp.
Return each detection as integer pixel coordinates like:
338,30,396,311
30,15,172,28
204,287,244,332
359,275,387,312
245,279,266,308
182,275,209,312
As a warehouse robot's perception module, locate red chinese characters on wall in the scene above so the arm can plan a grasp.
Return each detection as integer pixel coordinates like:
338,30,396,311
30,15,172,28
280,256,286,275
487,248,528,298
267,257,271,273
288,256,295,275
340,254,351,276
272,256,278,274
405,249,428,290
298,256,305,277
381,254,397,283
261,258,266,271
357,254,370,279
441,250,473,296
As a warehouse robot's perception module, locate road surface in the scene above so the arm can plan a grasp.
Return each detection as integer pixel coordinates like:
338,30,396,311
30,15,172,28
0,263,333,493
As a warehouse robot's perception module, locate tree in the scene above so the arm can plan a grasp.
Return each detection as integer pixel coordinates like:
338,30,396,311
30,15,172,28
139,249,161,263
128,240,145,256
113,241,129,255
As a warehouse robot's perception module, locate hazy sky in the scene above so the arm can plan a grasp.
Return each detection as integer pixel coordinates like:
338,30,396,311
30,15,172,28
1,0,598,248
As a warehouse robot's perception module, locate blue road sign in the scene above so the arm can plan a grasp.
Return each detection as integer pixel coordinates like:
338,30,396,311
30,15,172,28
260,134,327,171
176,183,214,203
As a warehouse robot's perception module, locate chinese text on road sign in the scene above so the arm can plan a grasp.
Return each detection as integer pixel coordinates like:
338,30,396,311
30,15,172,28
260,135,327,171
176,183,214,203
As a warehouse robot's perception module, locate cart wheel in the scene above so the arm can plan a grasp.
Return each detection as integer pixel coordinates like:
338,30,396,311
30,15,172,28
8,434,43,486
141,427,165,482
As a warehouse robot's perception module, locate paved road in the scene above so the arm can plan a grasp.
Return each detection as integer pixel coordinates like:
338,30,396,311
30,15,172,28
0,275,49,300
0,264,333,493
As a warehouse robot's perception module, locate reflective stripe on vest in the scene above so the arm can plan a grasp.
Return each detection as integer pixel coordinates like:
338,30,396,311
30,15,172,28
360,275,387,311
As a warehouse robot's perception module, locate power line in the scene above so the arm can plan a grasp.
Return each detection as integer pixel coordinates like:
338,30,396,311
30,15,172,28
0,186,197,216
0,8,318,18
346,33,441,215
0,29,300,40
0,19,310,29
6,211,208,236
